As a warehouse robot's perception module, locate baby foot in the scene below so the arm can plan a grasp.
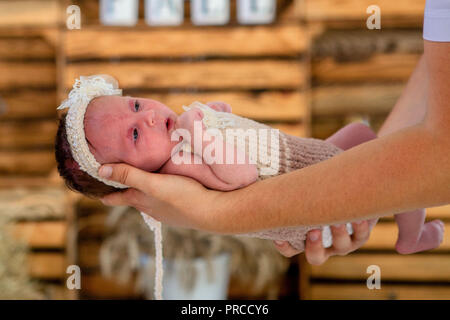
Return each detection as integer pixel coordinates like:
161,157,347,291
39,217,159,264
395,219,445,254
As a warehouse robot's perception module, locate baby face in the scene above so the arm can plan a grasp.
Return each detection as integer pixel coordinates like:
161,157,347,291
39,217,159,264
84,95,179,172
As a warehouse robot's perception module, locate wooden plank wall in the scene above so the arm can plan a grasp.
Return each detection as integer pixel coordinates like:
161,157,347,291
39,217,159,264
4,189,78,300
310,29,423,138
305,0,425,139
305,0,425,28
302,207,450,300
76,198,144,299
0,0,61,180
300,0,450,300
3,0,447,300
63,0,306,299
0,0,78,300
63,1,309,136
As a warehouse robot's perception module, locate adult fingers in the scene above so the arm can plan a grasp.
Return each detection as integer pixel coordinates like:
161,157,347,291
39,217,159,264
304,229,328,265
273,241,301,258
329,224,353,254
367,217,379,230
100,188,146,208
98,163,160,193
350,220,371,247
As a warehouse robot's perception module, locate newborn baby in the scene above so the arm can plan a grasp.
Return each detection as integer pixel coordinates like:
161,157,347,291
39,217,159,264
56,75,443,254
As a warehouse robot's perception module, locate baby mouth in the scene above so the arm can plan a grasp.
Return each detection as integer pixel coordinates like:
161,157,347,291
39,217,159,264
166,117,174,132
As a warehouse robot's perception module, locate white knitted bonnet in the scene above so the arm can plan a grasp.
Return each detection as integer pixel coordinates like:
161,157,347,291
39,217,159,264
57,74,128,189
58,75,164,300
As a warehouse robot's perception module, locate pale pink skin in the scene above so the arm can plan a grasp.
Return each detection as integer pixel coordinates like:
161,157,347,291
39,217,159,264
84,95,258,191
84,97,443,253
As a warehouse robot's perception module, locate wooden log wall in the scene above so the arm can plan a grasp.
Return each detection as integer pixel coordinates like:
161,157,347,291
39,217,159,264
63,0,306,299
300,0,450,300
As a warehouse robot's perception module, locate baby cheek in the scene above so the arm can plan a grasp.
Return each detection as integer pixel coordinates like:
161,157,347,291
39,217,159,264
126,152,151,171
130,140,167,172
153,137,172,161
149,137,173,168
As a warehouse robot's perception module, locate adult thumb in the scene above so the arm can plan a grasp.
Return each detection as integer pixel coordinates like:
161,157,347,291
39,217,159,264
98,163,151,192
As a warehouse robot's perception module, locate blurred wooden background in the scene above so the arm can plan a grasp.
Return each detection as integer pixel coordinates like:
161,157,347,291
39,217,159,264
0,0,448,300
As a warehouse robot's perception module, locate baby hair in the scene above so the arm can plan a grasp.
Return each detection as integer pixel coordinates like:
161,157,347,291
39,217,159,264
55,112,122,198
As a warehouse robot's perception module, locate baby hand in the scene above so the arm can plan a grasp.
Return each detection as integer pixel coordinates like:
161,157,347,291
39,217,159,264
174,108,205,145
206,101,232,113
176,108,204,130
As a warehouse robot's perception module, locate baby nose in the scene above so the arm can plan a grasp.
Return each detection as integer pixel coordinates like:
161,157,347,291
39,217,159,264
143,110,155,127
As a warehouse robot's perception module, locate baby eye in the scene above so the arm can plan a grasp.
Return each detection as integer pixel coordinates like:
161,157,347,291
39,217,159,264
134,100,140,112
133,128,139,142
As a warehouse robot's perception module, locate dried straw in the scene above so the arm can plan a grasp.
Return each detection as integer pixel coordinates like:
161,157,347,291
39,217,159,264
0,216,44,299
0,188,66,220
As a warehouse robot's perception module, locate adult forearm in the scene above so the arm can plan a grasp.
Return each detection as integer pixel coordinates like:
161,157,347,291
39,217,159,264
378,55,428,137
214,43,450,234
424,41,450,130
216,123,450,234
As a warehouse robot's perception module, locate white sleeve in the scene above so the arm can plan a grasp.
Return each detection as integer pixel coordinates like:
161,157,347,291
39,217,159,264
423,0,450,42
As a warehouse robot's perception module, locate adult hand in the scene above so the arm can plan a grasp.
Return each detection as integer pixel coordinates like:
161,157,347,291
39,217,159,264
99,162,379,263
274,121,378,264
98,163,223,232
273,218,378,264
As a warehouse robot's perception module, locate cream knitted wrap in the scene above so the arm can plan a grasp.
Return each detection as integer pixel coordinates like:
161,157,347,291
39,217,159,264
186,102,354,252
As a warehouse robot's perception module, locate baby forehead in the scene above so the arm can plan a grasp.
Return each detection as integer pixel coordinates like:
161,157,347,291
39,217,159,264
89,95,125,109
84,100,124,142
85,96,127,119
